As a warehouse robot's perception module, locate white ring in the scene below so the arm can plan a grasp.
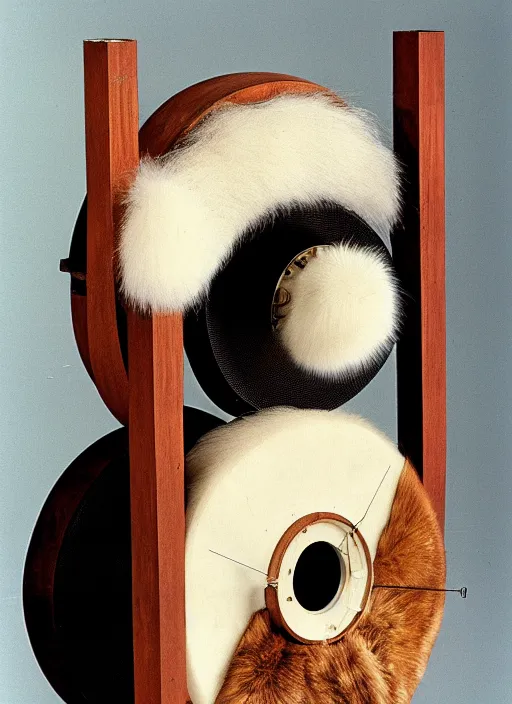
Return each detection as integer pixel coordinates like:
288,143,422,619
275,518,372,642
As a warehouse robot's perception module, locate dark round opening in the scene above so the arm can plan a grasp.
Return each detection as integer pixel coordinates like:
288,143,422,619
293,541,343,612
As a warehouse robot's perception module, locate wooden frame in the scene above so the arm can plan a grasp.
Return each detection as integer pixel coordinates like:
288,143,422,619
55,32,445,703
78,45,333,704
80,40,188,702
83,39,138,426
392,31,446,529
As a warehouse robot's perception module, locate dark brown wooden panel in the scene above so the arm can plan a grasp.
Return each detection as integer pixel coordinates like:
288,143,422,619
392,31,446,529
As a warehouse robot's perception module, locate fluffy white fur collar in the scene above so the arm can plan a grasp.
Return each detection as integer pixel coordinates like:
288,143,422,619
119,93,400,313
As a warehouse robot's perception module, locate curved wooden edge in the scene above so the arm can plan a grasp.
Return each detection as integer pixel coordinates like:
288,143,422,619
70,292,94,382
83,40,138,425
23,428,128,702
75,64,334,704
392,31,446,529
138,72,333,156
265,512,373,645
22,405,223,704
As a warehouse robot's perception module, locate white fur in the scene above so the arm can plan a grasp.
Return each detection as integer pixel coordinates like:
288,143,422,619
185,407,405,704
119,93,400,312
278,244,400,376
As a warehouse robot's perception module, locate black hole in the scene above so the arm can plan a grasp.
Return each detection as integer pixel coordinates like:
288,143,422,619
293,541,342,612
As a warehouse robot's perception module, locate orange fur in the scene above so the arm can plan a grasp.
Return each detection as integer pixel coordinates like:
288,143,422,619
216,461,445,704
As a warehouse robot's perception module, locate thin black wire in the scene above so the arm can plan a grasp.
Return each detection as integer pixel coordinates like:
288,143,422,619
208,553,467,598
209,465,467,601
351,465,391,533
374,584,467,598
209,549,268,576
211,466,399,581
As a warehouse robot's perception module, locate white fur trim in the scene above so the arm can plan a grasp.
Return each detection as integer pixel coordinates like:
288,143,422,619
278,243,400,377
119,93,400,312
185,407,405,704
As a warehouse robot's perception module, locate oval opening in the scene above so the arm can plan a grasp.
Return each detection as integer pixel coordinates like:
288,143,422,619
293,540,343,612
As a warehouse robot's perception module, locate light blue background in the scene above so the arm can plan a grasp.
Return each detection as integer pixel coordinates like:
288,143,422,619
1,1,510,702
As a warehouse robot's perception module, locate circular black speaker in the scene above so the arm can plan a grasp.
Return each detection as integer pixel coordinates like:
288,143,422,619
68,201,398,417
185,203,398,415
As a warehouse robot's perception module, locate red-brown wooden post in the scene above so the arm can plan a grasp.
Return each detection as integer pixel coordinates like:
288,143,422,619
127,311,187,703
84,39,136,425
83,39,188,703
392,31,446,529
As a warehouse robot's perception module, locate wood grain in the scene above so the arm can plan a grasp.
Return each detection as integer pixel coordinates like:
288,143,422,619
84,40,138,425
127,311,187,703
392,31,446,529
138,72,331,156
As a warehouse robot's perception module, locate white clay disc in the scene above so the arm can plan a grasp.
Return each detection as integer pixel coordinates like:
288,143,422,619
185,408,405,704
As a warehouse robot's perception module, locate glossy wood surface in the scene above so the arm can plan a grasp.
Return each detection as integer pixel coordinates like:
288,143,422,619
138,72,330,155
127,311,187,703
75,39,447,702
265,512,372,645
392,31,446,529
84,40,138,425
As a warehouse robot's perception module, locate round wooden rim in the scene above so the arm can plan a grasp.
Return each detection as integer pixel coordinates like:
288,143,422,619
68,72,334,424
265,512,373,644
23,407,225,701
23,428,128,702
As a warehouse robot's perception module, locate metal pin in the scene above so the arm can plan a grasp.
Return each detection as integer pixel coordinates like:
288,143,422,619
373,584,468,599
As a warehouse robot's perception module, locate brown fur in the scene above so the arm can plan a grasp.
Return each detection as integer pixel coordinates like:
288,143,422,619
216,461,446,703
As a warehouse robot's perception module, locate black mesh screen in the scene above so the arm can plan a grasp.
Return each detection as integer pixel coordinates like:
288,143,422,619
69,200,397,415
187,203,397,413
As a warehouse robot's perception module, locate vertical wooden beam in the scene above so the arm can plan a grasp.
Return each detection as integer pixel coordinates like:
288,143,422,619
392,31,446,528
128,310,186,704
84,39,137,425
84,38,187,701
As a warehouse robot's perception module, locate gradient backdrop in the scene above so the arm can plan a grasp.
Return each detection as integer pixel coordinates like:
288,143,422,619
1,1,511,702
